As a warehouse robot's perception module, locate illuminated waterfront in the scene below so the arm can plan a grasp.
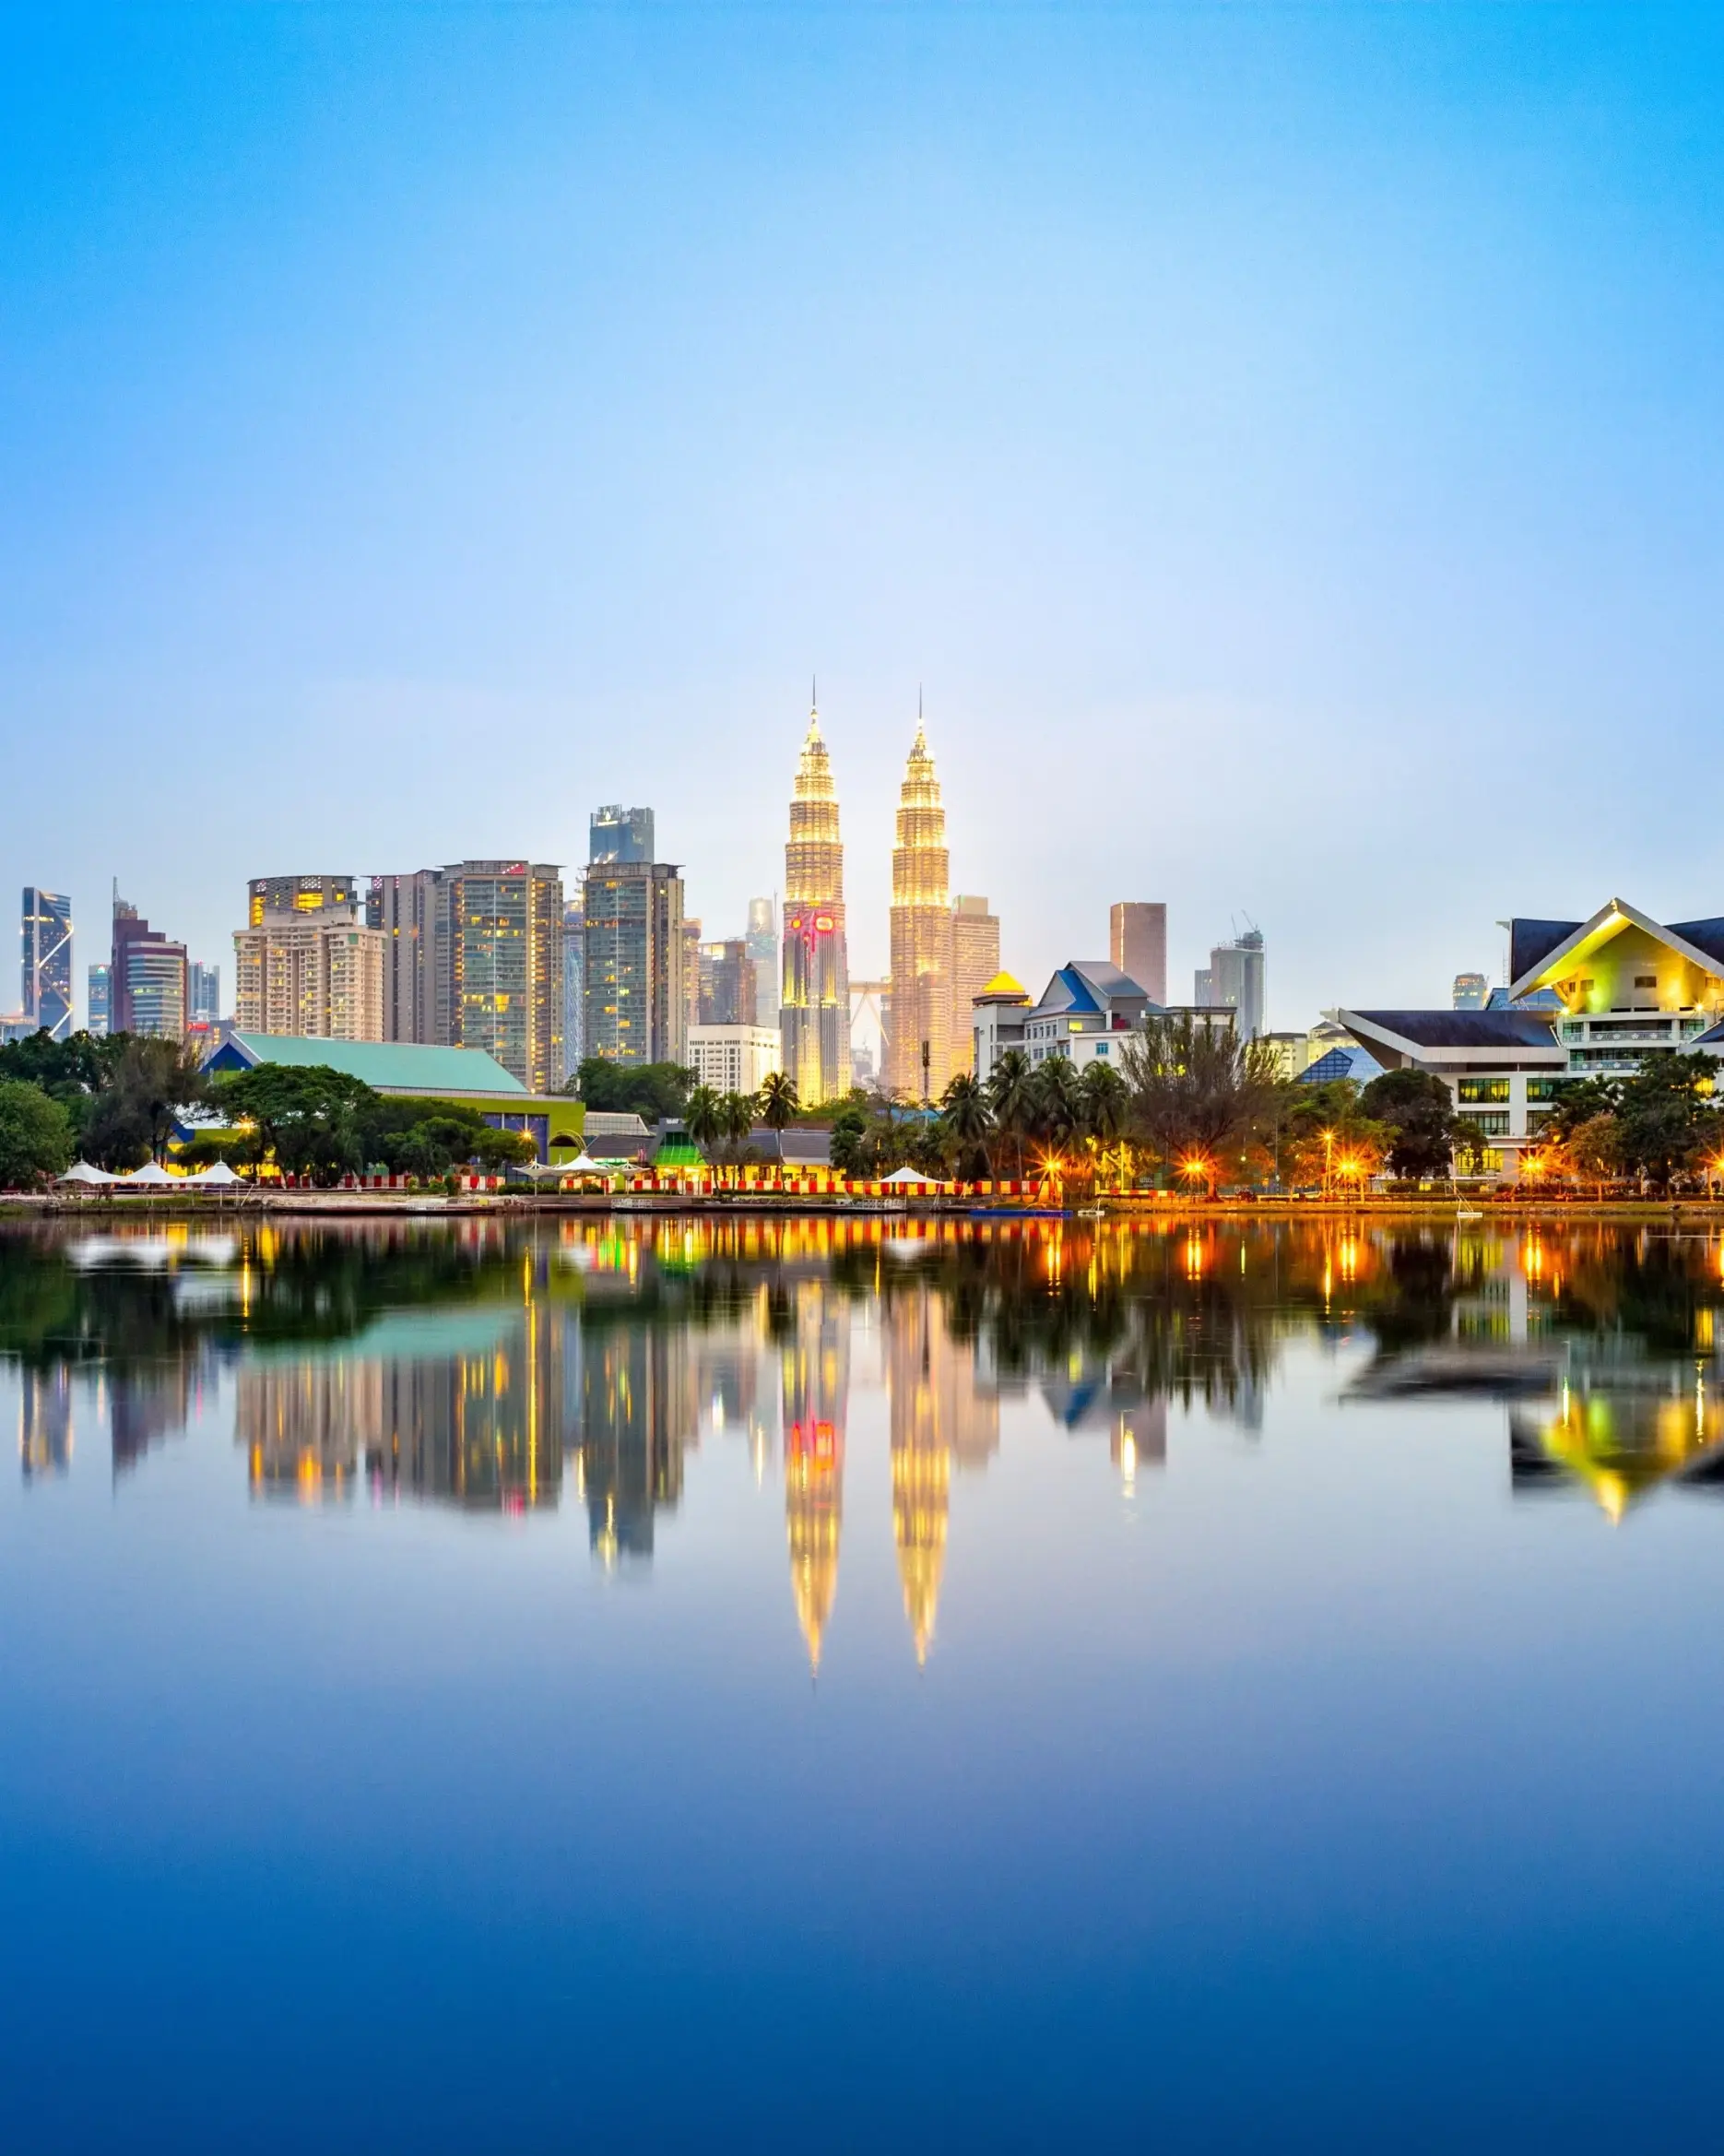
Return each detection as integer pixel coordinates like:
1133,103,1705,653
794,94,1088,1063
6,1214,1724,2150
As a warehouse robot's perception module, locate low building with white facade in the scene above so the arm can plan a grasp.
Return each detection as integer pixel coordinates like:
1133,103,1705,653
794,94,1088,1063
1337,897,1724,1177
971,971,1032,1083
689,1024,782,1096
1022,962,1154,1072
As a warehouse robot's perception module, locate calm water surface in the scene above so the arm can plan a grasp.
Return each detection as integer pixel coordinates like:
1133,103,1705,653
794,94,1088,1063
3,1214,1723,2150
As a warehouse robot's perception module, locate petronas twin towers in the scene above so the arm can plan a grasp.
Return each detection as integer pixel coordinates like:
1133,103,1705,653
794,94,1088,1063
779,692,975,1105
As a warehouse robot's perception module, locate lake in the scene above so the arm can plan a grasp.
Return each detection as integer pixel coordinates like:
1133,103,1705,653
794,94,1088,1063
3,1214,1722,2150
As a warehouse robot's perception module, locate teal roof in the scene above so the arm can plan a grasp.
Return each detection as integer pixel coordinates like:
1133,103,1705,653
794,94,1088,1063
217,1033,528,1097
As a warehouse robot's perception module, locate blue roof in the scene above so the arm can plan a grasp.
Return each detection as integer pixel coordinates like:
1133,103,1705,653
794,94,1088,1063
207,1033,528,1096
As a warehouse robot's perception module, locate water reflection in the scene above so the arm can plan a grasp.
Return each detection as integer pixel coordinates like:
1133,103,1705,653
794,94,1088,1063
10,1216,1724,1632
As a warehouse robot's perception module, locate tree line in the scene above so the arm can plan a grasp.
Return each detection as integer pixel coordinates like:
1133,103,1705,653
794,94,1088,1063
0,1032,538,1189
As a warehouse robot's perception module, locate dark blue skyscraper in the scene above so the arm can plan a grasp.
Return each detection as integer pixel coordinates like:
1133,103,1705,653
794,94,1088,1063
589,806,655,865
21,888,73,1041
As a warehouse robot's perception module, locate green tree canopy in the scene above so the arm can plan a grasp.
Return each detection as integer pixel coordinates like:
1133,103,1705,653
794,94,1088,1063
1359,1067,1461,1179
82,1037,207,1169
0,1078,75,1189
572,1058,695,1119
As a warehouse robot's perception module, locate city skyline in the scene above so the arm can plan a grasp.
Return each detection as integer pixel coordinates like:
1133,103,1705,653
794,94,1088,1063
6,11,1715,1028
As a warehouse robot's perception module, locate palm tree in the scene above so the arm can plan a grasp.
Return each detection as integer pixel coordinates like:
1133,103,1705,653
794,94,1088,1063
986,1048,1034,1178
759,1070,799,1132
685,1084,724,1153
1028,1056,1083,1163
939,1071,994,1177
719,1090,756,1149
1079,1060,1128,1142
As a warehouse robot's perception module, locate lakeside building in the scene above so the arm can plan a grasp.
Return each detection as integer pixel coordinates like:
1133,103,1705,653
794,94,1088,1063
1110,903,1167,1007
111,891,186,1039
1337,897,1724,1177
1022,962,1154,1071
203,1033,582,1161
234,894,384,1043
748,897,779,1030
949,896,999,1079
780,704,851,1106
689,1024,781,1097
21,888,73,1042
886,718,952,1097
971,972,1032,1083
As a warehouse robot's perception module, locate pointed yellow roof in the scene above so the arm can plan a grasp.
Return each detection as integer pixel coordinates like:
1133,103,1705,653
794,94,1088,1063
980,969,1025,997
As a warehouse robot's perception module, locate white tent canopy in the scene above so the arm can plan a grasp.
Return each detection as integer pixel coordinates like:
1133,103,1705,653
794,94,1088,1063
558,1153,619,1177
58,1161,117,1185
183,1161,244,1186
880,1166,939,1187
118,1161,176,1185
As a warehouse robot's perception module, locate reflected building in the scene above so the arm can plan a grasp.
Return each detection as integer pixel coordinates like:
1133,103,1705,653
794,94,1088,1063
573,1322,698,1563
366,1306,568,1511
884,1285,998,1663
781,1280,850,1672
237,1358,370,1501
110,1360,198,1477
19,1367,73,1481
1510,1374,1724,1521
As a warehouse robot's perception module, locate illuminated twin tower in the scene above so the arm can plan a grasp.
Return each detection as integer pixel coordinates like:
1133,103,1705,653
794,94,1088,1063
779,693,998,1105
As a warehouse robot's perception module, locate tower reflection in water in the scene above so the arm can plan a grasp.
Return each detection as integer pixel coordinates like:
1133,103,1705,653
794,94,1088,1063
18,1215,1724,1664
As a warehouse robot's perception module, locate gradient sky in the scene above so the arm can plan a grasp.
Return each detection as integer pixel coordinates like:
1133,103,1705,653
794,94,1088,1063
2,3,1720,1031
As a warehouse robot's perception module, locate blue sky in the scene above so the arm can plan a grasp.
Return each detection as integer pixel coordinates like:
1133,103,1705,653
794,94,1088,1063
2,3,1720,1029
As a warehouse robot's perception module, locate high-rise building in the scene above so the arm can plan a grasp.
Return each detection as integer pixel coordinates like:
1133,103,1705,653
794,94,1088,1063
188,962,220,1026
1109,902,1167,1005
111,891,186,1039
246,875,361,928
368,871,444,1045
87,963,111,1037
949,895,999,1077
583,858,686,1067
440,861,564,1093
233,894,384,1042
1453,971,1490,1011
589,806,655,866
886,719,952,1098
1198,927,1268,1038
747,897,779,1030
779,703,851,1106
21,888,73,1041
699,939,756,1027
562,892,585,1083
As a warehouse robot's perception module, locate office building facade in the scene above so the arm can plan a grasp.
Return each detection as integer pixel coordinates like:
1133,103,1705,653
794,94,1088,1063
780,706,851,1106
584,859,686,1066
1453,972,1490,1011
112,893,186,1039
949,895,999,1077
562,892,585,1082
1197,928,1268,1038
21,887,73,1041
699,938,756,1027
688,1024,782,1096
886,720,951,1097
247,875,361,928
589,805,655,866
188,962,221,1026
1110,902,1167,1007
88,963,111,1037
368,871,443,1046
234,894,384,1042
441,861,564,1094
